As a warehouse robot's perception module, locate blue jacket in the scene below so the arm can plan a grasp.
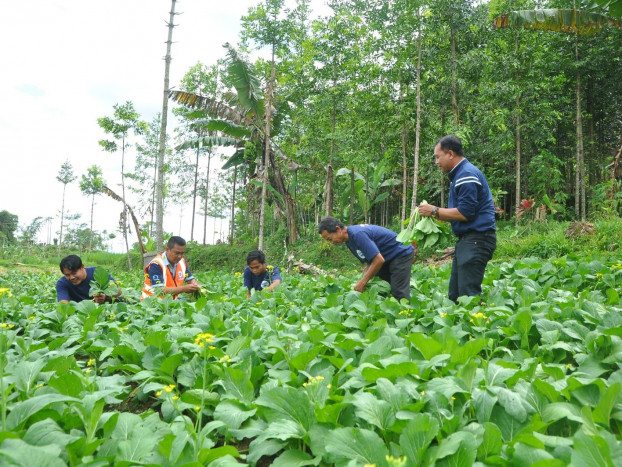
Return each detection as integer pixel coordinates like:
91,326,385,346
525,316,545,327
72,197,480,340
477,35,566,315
447,158,496,236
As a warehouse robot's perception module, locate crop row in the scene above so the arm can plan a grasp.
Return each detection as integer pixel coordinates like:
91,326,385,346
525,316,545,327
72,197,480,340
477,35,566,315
0,256,620,466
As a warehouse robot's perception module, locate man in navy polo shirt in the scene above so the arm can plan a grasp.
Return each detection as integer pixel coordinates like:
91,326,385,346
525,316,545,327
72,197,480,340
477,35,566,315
56,255,122,303
319,217,414,301
243,250,282,299
419,135,496,303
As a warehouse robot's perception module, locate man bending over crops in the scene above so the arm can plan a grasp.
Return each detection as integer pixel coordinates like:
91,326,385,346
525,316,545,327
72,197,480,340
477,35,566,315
142,236,200,300
56,255,122,304
319,217,414,301
244,249,282,299
418,135,496,303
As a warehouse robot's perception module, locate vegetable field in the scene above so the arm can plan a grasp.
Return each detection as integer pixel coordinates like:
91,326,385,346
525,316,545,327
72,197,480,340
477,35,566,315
0,257,621,466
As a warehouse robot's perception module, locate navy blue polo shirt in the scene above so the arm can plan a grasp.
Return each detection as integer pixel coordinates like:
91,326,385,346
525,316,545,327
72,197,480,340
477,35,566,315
244,265,282,291
345,224,413,264
447,158,496,236
56,267,117,302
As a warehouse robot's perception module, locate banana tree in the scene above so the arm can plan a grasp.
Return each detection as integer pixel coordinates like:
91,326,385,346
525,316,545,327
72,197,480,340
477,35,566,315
170,43,298,246
493,9,622,221
336,159,401,224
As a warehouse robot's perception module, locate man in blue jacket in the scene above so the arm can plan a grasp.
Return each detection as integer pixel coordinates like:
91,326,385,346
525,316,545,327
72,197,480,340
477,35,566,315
419,135,496,303
319,217,414,301
56,255,123,303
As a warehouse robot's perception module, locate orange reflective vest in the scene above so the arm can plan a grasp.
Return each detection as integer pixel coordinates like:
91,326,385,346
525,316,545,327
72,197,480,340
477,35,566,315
141,254,189,300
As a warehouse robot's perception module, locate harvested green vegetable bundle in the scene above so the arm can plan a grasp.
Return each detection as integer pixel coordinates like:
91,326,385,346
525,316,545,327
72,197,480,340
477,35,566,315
397,201,453,250
88,266,119,297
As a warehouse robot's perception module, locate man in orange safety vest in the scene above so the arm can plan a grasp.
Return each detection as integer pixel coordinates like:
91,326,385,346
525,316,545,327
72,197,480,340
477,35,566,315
142,236,200,300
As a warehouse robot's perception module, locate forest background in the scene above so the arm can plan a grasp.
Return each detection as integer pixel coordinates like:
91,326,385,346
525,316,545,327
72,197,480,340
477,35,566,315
1,0,621,273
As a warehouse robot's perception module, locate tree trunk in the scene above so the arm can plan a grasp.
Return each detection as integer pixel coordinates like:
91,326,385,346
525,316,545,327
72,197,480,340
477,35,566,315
514,34,522,227
121,133,132,270
575,36,586,221
401,121,407,223
102,185,145,255
150,162,157,237
155,0,177,251
350,169,354,225
268,148,298,244
191,134,200,241
89,194,95,251
230,165,237,244
365,164,369,223
411,19,423,214
59,185,66,255
324,61,338,217
258,51,276,251
203,149,212,244
450,24,460,125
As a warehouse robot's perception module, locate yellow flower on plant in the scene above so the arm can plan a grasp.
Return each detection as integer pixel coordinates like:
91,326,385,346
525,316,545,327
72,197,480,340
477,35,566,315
304,375,326,388
441,313,448,318
85,368,92,374
0,288,12,297
87,358,95,367
219,355,232,363
195,406,201,411
156,390,163,396
386,455,407,467
36,383,44,389
172,395,179,401
194,332,214,346
164,384,175,393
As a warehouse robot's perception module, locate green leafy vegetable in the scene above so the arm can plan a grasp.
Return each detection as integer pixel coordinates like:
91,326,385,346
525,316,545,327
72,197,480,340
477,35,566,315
397,201,453,250
88,266,118,297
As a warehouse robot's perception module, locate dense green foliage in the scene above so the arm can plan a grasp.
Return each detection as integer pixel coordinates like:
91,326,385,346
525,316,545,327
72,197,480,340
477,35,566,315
165,0,622,247
0,252,620,465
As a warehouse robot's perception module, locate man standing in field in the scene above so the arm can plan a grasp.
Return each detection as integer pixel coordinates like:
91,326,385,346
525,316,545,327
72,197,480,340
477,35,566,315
142,236,200,300
418,135,496,303
319,217,414,301
56,255,123,303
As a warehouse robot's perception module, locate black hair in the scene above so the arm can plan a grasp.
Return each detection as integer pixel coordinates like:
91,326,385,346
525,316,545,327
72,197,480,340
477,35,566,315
59,254,83,273
167,236,186,249
246,250,266,265
318,216,345,234
436,135,464,157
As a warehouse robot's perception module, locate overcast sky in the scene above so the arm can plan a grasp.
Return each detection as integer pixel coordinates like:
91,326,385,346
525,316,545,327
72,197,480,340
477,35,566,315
1,0,329,252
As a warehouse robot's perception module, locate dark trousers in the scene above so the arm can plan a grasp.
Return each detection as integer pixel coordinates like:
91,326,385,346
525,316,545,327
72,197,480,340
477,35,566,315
449,230,496,303
377,250,415,301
